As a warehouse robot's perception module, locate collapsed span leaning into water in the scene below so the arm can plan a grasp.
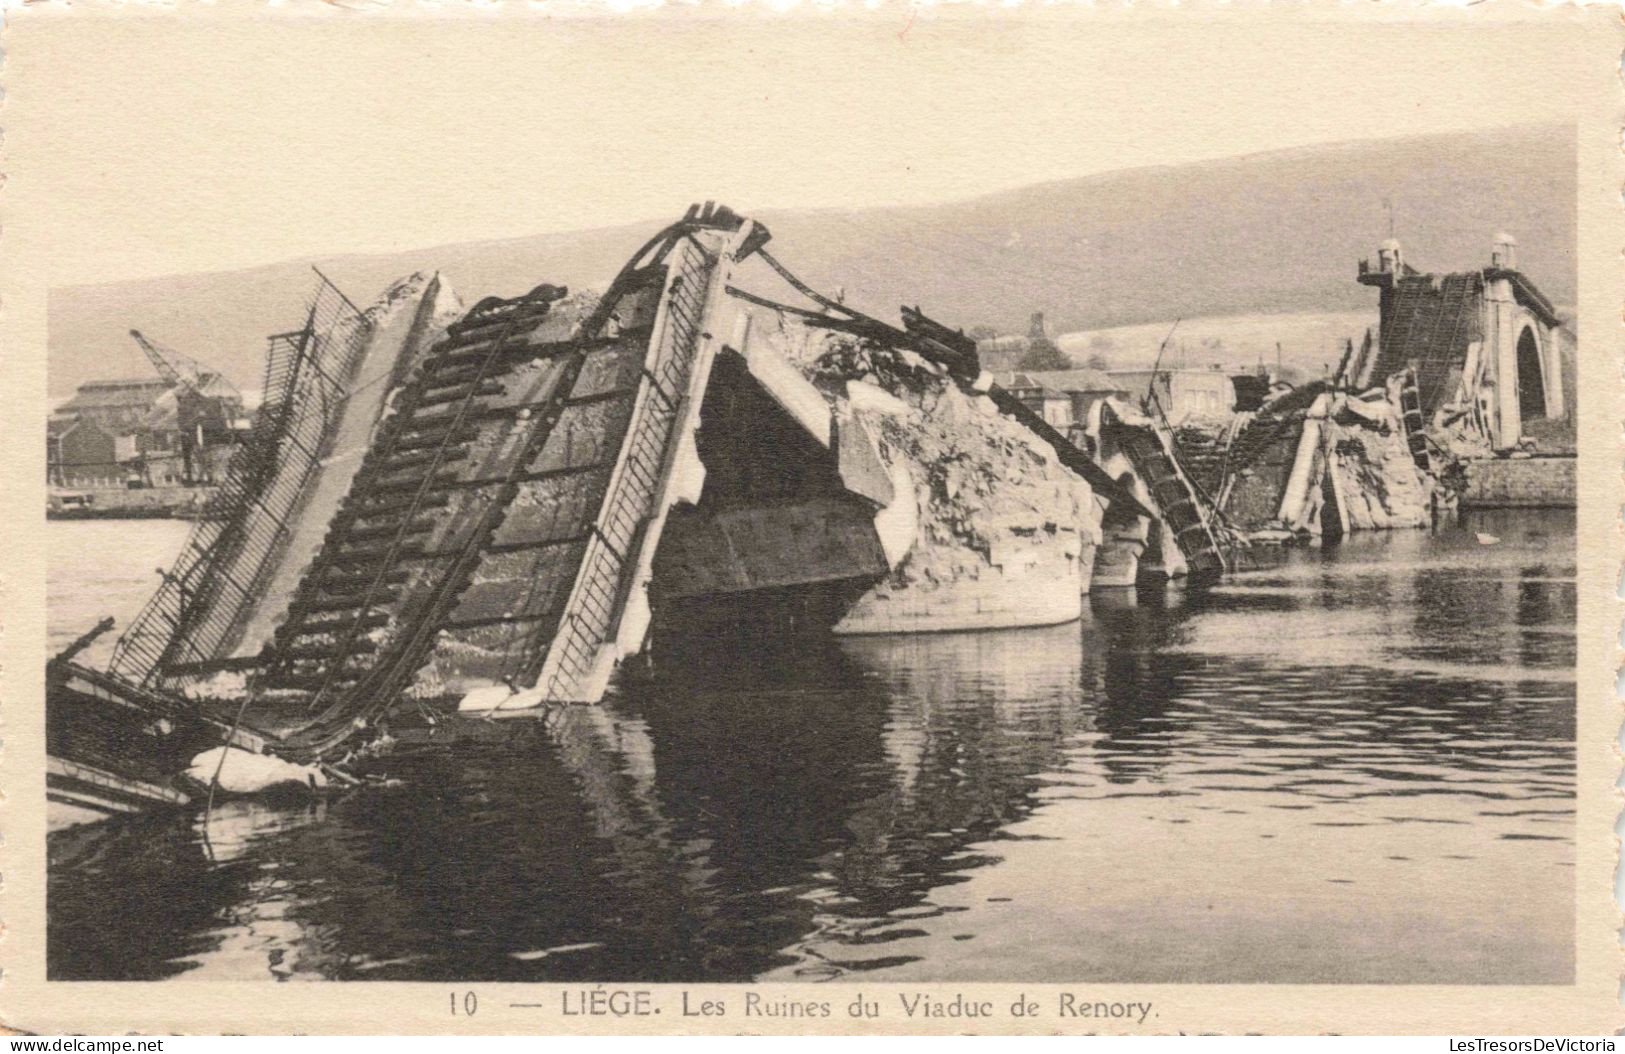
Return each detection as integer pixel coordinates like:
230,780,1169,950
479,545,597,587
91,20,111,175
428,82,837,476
61,204,1204,789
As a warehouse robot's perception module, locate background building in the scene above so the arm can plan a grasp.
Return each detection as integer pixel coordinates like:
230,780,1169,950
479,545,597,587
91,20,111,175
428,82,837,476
994,368,1124,434
48,415,121,487
54,378,171,434
49,372,245,487
1107,367,1237,424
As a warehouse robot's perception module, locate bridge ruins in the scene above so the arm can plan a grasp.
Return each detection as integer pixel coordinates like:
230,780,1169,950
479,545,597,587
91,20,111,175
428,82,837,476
50,204,1232,813
1195,234,1575,542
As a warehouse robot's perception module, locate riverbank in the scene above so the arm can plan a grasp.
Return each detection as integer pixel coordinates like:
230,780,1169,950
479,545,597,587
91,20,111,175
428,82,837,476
47,486,214,520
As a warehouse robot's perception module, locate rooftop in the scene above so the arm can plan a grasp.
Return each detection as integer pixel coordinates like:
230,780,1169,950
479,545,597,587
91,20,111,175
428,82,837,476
74,377,173,391
1109,367,1234,376
58,377,173,412
996,368,1120,396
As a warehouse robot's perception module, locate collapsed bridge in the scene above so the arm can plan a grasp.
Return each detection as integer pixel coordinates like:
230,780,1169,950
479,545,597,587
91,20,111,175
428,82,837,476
96,204,1216,764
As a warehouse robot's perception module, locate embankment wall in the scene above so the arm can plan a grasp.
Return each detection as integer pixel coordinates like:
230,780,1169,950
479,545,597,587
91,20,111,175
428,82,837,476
1461,456,1576,508
47,485,214,519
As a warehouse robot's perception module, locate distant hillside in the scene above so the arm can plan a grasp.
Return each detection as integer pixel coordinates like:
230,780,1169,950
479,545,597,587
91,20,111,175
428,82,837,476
48,124,1575,400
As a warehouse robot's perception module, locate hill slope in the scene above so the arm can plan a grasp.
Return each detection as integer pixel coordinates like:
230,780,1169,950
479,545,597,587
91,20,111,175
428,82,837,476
48,124,1574,399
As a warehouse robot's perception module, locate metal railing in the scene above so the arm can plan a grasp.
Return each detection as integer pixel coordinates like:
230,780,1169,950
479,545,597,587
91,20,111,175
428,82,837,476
107,273,373,685
534,239,714,699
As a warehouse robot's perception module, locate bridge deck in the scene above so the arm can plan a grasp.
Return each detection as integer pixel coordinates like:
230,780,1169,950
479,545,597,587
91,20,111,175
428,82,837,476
242,209,751,758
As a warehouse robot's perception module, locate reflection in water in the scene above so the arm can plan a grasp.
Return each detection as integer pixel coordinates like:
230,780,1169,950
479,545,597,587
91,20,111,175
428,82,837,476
48,511,1575,983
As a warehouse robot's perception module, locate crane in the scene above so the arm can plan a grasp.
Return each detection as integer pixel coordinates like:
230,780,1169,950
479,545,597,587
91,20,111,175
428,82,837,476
129,330,243,484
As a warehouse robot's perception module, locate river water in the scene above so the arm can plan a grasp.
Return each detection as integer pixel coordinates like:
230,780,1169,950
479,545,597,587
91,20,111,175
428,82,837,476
47,511,1576,984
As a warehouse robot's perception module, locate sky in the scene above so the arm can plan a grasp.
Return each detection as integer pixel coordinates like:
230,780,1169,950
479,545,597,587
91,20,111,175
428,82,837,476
6,10,1592,288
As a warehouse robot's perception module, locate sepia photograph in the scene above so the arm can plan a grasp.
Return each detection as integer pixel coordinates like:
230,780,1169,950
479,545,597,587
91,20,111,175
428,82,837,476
3,6,1619,1037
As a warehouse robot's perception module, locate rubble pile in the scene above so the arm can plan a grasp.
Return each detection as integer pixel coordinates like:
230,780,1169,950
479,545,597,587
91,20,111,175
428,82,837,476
1428,406,1496,461
792,330,1102,629
1219,378,1434,538
1322,380,1430,530
1324,421,1429,530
